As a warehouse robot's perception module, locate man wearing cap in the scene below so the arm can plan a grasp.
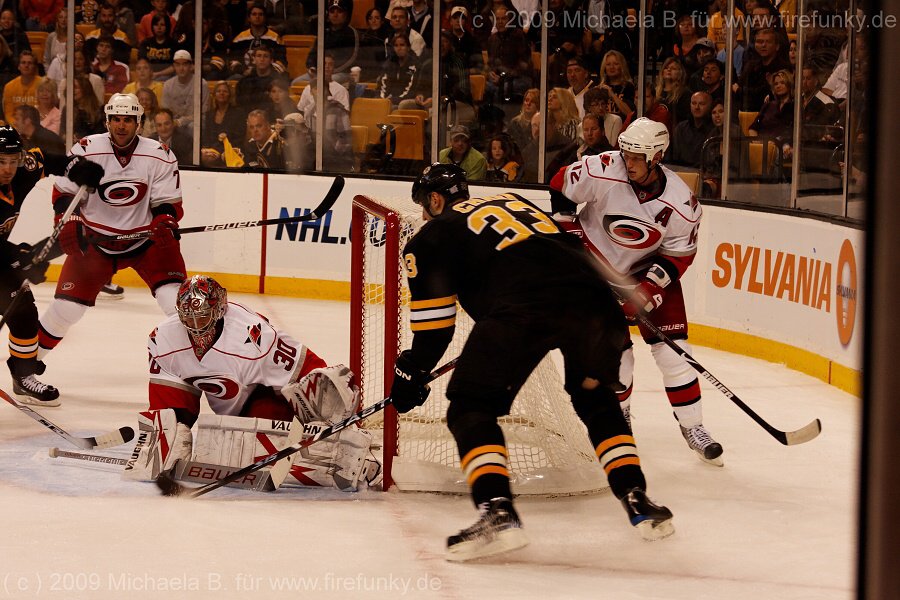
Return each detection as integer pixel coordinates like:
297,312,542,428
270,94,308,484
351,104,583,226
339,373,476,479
301,0,359,84
438,125,486,181
162,50,209,132
684,37,717,81
449,6,483,75
566,56,595,118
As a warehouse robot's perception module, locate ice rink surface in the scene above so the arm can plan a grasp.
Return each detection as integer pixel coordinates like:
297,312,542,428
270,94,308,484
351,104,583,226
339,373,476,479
0,285,858,599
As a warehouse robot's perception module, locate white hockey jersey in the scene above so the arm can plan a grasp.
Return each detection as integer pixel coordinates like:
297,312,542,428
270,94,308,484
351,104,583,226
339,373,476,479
53,134,182,254
148,303,319,416
556,151,702,277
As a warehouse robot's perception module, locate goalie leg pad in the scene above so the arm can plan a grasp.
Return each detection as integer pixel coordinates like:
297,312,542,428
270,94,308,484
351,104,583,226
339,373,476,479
123,409,192,481
289,426,380,491
281,365,360,424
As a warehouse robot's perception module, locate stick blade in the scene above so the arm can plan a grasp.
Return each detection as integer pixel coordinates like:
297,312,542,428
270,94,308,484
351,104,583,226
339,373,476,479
782,418,822,446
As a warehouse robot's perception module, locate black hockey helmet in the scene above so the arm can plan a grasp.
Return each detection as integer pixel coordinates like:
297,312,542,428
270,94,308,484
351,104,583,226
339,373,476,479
0,125,25,166
411,163,470,207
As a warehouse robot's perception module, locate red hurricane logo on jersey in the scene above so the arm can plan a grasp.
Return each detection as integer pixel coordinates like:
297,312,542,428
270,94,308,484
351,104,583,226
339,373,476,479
602,214,664,249
185,375,241,399
98,179,149,207
245,323,262,347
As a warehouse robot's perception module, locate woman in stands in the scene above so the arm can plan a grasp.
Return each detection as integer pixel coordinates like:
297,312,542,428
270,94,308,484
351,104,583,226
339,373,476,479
484,135,522,183
749,69,795,158
62,75,104,143
548,87,580,143
508,87,539,156
200,81,244,166
36,79,61,135
377,33,426,109
137,87,160,138
139,13,177,81
598,50,636,119
656,57,692,126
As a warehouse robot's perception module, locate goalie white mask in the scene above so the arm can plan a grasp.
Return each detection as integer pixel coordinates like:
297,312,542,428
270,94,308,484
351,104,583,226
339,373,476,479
177,275,227,357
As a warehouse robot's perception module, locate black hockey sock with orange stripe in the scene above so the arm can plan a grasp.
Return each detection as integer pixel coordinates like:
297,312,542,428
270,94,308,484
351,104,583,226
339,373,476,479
448,409,512,507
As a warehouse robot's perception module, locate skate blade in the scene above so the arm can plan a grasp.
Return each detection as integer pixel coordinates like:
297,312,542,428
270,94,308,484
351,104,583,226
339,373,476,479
446,528,529,562
14,393,60,408
635,517,675,541
698,454,725,467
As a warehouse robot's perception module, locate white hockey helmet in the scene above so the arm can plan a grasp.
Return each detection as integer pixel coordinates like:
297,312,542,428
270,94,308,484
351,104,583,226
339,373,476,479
618,117,669,165
104,92,144,124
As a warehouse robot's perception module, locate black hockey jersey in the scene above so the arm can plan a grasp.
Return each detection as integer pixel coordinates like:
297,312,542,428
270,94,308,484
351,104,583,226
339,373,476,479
402,192,611,367
0,150,68,259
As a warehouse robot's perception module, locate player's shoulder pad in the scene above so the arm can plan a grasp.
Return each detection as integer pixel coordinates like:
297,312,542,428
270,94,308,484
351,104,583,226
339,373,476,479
23,148,43,172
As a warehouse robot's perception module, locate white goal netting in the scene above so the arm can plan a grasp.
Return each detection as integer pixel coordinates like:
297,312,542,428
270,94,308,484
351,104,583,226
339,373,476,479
350,194,607,495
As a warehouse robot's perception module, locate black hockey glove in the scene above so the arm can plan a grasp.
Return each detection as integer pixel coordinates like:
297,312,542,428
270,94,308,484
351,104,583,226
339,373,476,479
65,156,104,189
390,351,431,414
10,243,49,285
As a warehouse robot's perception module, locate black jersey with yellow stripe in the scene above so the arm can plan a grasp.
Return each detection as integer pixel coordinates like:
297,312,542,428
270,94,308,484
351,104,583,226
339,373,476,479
401,192,609,369
0,148,69,248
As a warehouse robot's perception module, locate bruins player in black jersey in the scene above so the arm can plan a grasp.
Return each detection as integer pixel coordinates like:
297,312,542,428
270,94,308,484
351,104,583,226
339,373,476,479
0,126,103,405
389,163,676,561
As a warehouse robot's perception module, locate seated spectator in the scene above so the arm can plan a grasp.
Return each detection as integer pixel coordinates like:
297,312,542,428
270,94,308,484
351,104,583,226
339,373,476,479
201,81,244,164
242,109,286,170
548,87,580,143
671,14,702,60
139,13,177,80
123,59,163,104
136,86,159,138
57,49,105,106
60,74,104,142
13,104,65,154
484,6,533,104
385,5,425,58
302,0,359,85
137,0,175,44
262,0,307,36
36,78,60,134
46,30,84,82
22,0,63,32
230,2,287,78
484,135,521,183
694,59,727,105
707,3,744,52
669,91,715,168
359,7,391,82
376,33,426,109
236,45,287,115
42,8,68,72
800,66,839,132
684,37,718,82
577,113,614,158
736,28,791,111
508,87,539,159
546,41,579,90
622,84,672,135
521,109,575,183
2,51,43,124
106,0,135,45
268,79,297,121
447,6,483,75
566,56,594,118
438,124,486,180
584,87,622,150
0,10,32,57
749,68,795,158
172,3,231,82
92,36,130,94
432,30,473,124
408,0,434,47
84,4,132,64
656,56,692,126
152,107,193,165
296,54,351,166
599,50,636,119
162,50,209,131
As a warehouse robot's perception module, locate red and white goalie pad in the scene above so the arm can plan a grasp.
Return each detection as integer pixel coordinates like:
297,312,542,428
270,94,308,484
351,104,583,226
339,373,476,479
122,409,192,481
281,365,361,425
193,415,380,492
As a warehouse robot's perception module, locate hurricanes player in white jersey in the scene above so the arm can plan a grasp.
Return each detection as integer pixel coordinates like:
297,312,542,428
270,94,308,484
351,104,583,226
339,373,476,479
127,275,380,491
549,117,724,466
37,93,187,388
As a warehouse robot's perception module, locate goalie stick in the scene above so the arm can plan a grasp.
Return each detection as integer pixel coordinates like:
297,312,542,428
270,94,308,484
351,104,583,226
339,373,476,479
0,185,89,332
90,175,345,244
561,221,822,446
1,387,135,449
156,357,459,498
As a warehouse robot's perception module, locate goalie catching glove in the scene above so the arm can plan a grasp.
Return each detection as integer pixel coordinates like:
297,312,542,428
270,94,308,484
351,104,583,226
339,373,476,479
281,365,360,425
390,350,431,413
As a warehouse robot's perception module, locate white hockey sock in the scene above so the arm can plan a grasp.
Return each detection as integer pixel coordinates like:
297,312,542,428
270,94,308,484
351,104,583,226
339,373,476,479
38,299,88,359
154,282,181,316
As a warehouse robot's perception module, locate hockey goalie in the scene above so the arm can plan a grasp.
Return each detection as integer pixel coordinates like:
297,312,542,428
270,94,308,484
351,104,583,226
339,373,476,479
124,274,380,492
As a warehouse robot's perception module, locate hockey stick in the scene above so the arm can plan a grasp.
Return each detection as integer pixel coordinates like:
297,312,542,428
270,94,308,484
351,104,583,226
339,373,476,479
49,447,127,465
0,387,135,450
0,185,89,332
563,222,822,446
89,175,345,244
156,357,459,498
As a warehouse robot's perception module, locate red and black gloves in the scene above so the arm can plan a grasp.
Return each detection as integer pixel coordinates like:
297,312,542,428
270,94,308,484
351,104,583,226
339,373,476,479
58,215,86,256
150,214,180,250
621,279,665,320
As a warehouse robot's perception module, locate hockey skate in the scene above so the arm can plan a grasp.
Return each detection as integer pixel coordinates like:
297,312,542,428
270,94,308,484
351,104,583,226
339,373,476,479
446,498,528,562
680,424,724,467
621,488,675,541
12,374,60,407
99,283,124,299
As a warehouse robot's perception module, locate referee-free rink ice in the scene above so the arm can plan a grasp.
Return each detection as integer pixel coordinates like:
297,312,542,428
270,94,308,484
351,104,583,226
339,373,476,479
0,285,857,600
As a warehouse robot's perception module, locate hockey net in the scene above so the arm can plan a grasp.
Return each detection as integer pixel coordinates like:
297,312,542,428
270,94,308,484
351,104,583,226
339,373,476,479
350,194,607,495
